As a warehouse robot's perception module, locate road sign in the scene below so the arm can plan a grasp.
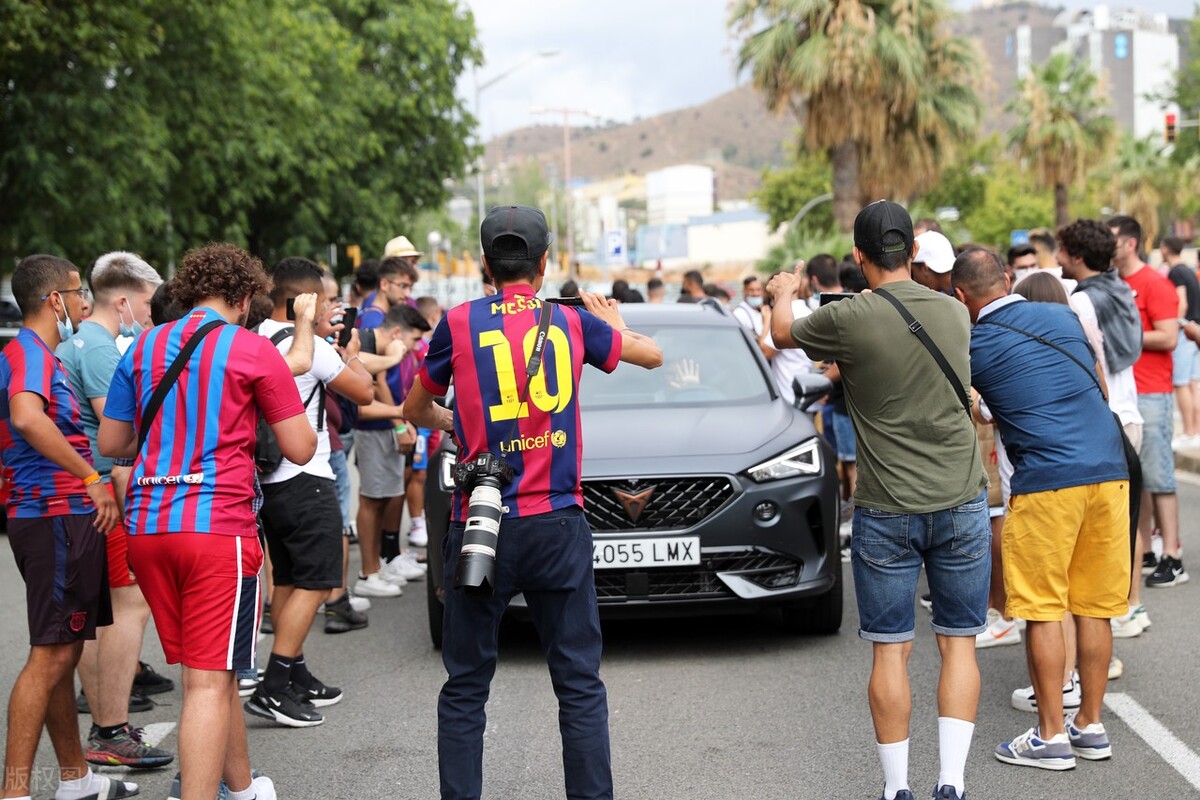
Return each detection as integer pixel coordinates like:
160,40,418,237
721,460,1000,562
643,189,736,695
605,229,626,266
1010,230,1030,247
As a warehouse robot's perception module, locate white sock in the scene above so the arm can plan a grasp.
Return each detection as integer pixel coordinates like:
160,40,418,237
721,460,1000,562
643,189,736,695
227,785,257,800
876,739,910,800
57,770,133,800
411,514,426,531
937,717,975,796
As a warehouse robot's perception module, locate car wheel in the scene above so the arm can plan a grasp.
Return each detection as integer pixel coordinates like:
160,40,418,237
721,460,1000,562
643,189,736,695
427,574,444,650
780,564,843,635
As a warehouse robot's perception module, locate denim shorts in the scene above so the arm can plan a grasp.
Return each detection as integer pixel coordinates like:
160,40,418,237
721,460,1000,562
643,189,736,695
1172,330,1198,387
825,406,857,463
1137,393,1176,494
850,490,991,642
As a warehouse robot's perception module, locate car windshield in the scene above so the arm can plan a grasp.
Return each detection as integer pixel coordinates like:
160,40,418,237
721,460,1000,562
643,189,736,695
579,324,773,409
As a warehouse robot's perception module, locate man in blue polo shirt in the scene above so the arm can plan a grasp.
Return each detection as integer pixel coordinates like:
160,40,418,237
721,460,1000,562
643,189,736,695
952,247,1130,773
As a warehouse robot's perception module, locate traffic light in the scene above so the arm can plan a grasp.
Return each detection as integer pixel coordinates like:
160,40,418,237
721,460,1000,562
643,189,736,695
1166,113,1178,144
346,244,361,269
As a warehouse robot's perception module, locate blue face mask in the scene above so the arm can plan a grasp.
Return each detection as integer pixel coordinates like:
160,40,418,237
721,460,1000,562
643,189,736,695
118,300,144,338
55,300,75,342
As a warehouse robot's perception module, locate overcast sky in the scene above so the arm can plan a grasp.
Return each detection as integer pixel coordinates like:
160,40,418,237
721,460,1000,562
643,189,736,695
461,0,1195,140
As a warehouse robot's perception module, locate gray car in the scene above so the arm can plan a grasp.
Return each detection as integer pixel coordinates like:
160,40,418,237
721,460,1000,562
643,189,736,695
424,302,842,646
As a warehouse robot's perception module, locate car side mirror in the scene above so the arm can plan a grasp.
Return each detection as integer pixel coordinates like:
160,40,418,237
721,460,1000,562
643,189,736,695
792,373,833,412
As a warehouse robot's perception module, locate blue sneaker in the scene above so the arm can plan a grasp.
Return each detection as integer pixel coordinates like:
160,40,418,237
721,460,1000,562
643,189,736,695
880,791,916,800
1066,713,1113,761
932,784,965,799
995,727,1076,770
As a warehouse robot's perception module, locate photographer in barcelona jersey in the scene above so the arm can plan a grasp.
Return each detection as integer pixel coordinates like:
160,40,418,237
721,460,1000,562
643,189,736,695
403,205,663,800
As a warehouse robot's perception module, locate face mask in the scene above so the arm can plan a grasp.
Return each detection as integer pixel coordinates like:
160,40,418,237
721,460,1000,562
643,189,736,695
54,297,75,342
746,296,763,309
118,300,144,338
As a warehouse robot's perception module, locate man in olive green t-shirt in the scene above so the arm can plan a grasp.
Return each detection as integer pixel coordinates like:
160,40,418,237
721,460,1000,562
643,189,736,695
767,201,990,800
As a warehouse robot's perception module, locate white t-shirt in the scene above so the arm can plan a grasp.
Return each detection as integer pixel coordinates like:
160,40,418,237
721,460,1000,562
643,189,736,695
732,301,763,336
257,319,346,483
1068,292,1142,427
771,299,814,405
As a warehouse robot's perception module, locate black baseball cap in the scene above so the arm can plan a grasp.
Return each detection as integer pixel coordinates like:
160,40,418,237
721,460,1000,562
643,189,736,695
480,205,553,259
854,200,914,261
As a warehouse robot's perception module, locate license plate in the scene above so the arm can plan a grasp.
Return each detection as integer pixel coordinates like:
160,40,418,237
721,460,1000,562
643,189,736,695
592,537,701,570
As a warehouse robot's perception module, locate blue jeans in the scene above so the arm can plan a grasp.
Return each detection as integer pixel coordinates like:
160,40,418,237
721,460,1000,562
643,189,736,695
439,507,611,800
1173,329,1198,386
1137,393,1176,493
850,490,991,642
329,448,351,529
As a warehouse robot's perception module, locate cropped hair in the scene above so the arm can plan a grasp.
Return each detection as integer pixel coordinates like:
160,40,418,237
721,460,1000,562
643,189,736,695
89,251,163,300
12,254,78,317
1107,215,1143,251
270,257,325,307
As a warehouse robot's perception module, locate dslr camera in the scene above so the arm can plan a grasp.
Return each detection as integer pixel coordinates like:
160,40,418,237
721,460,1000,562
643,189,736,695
452,452,515,596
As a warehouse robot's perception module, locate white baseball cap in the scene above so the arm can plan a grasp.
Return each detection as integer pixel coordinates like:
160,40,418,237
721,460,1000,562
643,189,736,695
913,231,955,274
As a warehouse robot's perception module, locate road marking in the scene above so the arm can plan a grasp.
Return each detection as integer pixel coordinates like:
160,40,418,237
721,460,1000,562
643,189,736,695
140,721,177,747
1104,693,1200,791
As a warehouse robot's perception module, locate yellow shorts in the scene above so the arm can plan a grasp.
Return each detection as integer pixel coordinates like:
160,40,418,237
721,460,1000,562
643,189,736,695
1003,480,1131,622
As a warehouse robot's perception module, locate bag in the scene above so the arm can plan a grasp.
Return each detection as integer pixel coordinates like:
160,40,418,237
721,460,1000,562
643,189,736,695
333,327,376,433
254,326,326,475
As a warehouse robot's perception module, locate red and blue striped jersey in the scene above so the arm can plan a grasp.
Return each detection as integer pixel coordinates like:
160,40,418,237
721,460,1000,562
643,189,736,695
419,284,621,521
104,308,304,536
0,328,94,518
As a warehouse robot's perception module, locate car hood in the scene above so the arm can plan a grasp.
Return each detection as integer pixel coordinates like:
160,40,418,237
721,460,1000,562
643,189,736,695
580,402,800,467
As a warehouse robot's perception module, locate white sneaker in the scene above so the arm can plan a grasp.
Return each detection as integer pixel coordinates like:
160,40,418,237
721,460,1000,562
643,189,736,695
355,572,402,597
1108,656,1124,681
1011,674,1081,713
380,557,411,586
391,551,427,581
249,775,277,800
348,593,371,612
976,608,1022,649
408,523,428,547
1111,606,1144,639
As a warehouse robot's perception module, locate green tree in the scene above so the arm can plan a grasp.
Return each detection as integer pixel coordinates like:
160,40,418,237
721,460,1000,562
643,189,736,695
1103,134,1172,246
730,0,981,231
1006,52,1115,227
753,145,833,233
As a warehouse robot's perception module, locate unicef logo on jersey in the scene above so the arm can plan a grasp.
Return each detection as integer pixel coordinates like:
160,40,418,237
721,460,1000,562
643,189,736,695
499,429,569,454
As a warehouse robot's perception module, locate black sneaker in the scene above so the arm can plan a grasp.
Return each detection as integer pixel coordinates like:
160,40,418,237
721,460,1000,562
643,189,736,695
260,603,274,635
1146,555,1190,588
344,525,358,544
295,675,343,708
1142,552,1159,576
244,685,324,728
77,689,154,715
324,596,369,634
133,661,175,695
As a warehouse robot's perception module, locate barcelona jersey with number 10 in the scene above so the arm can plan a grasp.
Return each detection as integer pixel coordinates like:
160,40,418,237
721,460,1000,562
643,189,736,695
418,284,621,522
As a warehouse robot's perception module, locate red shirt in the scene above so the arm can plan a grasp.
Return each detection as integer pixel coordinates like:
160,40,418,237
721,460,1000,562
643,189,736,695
1123,264,1177,394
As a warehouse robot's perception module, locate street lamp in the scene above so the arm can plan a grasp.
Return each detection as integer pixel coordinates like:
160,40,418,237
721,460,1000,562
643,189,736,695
474,50,560,229
530,106,600,280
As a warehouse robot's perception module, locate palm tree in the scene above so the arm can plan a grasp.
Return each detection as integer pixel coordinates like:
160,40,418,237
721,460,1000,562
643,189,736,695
730,0,981,231
1007,52,1115,226
1106,134,1170,246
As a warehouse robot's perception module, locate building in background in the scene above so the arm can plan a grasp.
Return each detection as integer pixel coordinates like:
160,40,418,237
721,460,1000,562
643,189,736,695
646,165,715,227
959,2,1182,138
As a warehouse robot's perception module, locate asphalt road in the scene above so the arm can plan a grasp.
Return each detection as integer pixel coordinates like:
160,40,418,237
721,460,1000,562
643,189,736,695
2,481,1200,800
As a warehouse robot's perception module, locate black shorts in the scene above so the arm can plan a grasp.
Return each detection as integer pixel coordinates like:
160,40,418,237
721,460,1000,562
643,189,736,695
7,513,113,645
260,473,343,590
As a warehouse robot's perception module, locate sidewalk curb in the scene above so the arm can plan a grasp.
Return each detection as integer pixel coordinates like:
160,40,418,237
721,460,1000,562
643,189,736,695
1175,450,1200,475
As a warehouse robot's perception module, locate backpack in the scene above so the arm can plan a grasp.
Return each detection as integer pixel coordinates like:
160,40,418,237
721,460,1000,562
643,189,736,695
254,326,326,475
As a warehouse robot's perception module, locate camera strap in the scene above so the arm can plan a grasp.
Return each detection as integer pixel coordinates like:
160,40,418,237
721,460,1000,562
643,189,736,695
137,320,225,453
498,301,556,451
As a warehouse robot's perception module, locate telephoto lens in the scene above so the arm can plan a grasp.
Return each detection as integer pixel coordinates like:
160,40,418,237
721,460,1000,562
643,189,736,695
453,476,505,595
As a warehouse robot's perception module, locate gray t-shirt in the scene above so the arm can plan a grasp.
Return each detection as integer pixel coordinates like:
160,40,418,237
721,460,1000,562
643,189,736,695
790,279,986,513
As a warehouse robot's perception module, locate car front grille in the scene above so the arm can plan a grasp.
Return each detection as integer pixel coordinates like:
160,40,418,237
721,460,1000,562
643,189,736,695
582,476,736,532
594,549,802,602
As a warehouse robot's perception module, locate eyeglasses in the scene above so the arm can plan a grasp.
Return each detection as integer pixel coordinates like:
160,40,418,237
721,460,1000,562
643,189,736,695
41,287,91,301
386,280,414,291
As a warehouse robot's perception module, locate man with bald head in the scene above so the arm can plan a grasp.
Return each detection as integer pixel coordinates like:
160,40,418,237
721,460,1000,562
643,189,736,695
952,247,1131,773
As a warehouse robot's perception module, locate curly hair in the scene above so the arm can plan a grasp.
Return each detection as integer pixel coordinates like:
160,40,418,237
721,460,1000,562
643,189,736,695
1056,219,1116,273
171,243,269,310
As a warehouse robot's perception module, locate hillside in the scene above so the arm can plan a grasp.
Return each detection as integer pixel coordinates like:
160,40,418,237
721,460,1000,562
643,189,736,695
484,85,801,201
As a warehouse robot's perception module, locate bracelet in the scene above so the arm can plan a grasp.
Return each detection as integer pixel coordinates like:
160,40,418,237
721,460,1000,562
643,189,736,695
394,424,408,434
82,472,102,487
347,354,364,367
619,327,631,333
112,457,135,468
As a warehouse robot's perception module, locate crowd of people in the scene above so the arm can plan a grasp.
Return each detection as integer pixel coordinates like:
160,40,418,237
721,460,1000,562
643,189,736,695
0,197,1192,800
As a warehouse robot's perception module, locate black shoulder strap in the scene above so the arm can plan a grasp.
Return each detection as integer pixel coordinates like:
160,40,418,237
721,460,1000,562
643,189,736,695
976,315,1105,396
137,320,225,452
496,303,557,450
874,287,971,416
263,324,325,431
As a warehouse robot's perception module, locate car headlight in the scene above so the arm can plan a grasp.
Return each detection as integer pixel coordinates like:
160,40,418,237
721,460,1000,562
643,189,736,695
746,438,822,482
